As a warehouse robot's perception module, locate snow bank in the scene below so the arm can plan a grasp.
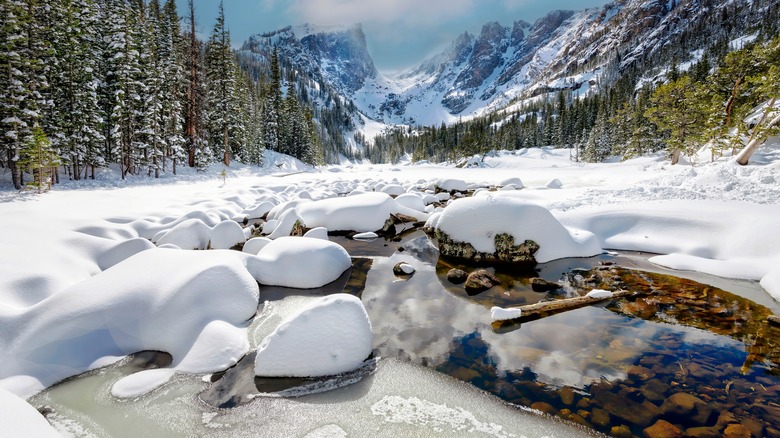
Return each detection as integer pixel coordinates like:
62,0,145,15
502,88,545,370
296,192,427,233
0,249,259,398
0,388,59,437
254,294,372,377
560,200,780,299
97,237,155,270
245,237,351,289
435,196,602,263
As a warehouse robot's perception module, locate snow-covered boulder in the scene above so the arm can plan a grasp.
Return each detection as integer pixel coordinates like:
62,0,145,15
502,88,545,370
155,218,212,250
499,177,524,188
296,192,426,233
209,220,246,249
242,237,272,255
245,236,351,289
545,179,563,189
241,201,275,219
0,388,59,437
0,249,259,398
433,196,601,264
303,227,329,240
254,294,372,377
267,209,305,239
435,178,468,193
394,193,426,212
380,184,406,197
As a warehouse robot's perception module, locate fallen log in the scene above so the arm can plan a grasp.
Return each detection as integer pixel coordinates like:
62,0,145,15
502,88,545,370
769,315,780,326
492,289,646,330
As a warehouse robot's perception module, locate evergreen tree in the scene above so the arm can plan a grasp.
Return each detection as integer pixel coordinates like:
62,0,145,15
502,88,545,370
184,0,207,169
646,76,709,164
204,1,236,166
19,124,59,193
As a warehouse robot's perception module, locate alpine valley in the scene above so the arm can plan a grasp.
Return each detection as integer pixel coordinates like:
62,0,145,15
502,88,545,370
238,0,779,159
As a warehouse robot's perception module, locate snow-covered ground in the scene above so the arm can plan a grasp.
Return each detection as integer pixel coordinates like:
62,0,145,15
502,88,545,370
1,144,779,434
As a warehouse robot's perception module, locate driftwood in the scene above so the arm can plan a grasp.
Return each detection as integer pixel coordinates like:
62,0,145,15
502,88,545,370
492,289,645,330
769,315,780,326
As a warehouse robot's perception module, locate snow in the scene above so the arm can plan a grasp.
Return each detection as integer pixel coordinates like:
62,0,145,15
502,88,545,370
586,289,613,299
397,263,415,275
490,306,522,322
353,231,379,240
0,388,59,437
246,236,351,289
111,369,175,399
1,144,780,432
254,294,372,377
434,195,602,263
209,220,246,249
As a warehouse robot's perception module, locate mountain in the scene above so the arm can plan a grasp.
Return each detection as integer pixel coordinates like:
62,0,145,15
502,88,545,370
239,0,779,143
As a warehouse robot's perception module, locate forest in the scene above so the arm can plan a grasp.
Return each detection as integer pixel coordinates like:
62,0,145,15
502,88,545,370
0,0,321,191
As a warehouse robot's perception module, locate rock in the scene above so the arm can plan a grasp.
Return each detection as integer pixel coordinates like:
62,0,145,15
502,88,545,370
530,401,556,415
446,268,468,284
464,269,501,294
643,419,686,438
715,411,739,429
627,365,656,382
435,229,540,265
660,392,714,427
392,262,415,277
591,407,610,428
686,426,722,438
640,379,670,403
723,423,751,438
593,390,659,427
559,387,575,405
741,417,765,438
610,425,633,438
391,213,419,224
530,277,560,292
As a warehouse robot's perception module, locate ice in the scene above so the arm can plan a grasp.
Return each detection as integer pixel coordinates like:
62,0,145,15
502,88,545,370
254,294,373,377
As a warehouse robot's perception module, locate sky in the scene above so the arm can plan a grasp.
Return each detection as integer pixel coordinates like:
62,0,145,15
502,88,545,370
178,0,612,73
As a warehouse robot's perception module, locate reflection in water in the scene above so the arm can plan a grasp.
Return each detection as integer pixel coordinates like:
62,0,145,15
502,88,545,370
363,250,780,437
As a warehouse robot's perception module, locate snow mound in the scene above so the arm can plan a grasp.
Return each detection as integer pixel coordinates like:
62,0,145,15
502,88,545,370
499,177,524,188
435,196,602,263
296,192,427,233
111,368,175,399
435,178,468,192
353,232,378,240
394,193,426,212
254,294,372,377
303,227,329,240
245,237,351,289
0,249,259,398
0,388,59,437
155,218,211,250
242,201,275,219
490,306,522,322
209,220,246,249
545,179,563,189
98,237,155,271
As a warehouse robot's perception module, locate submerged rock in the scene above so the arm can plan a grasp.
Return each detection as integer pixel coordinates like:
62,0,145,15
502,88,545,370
660,392,714,427
530,277,560,292
446,268,468,284
464,269,501,294
643,419,686,438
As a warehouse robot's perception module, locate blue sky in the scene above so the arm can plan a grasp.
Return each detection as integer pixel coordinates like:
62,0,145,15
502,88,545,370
178,0,612,72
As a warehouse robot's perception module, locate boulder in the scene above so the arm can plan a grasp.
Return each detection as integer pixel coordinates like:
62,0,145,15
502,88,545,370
392,262,415,277
464,269,501,294
446,268,468,284
660,392,714,427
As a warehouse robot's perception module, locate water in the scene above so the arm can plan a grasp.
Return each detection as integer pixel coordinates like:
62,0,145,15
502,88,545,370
29,228,780,437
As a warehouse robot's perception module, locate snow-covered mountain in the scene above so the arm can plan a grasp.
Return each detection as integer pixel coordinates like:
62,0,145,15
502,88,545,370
240,0,778,129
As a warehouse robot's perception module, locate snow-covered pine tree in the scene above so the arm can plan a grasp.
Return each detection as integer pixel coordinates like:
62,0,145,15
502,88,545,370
204,1,236,166
19,124,59,193
161,0,186,174
183,0,207,169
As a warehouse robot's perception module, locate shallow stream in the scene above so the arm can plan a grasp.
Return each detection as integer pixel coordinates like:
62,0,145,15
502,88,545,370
30,227,780,437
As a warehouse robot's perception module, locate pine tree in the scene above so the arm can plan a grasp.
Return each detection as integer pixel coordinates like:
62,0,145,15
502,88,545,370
19,124,59,193
161,0,187,174
646,76,709,164
184,0,207,169
204,1,236,166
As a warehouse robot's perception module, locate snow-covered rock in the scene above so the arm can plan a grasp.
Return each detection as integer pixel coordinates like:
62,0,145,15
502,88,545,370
296,192,426,233
394,193,426,212
155,218,212,250
242,237,272,255
209,220,246,249
111,368,176,399
245,237,351,289
0,388,59,437
435,178,468,192
0,249,259,398
586,289,613,299
254,294,372,377
434,196,601,263
304,227,329,240
499,177,524,188
353,232,379,240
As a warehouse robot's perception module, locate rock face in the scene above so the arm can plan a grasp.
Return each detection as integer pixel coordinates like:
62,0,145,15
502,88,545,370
437,230,540,265
464,270,501,294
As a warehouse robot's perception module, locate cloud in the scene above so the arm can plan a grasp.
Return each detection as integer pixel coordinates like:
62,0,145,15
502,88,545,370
286,0,476,27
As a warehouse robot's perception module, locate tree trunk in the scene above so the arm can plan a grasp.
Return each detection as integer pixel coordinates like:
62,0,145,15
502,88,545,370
186,0,197,168
10,149,21,190
223,125,229,166
736,110,780,165
670,149,681,165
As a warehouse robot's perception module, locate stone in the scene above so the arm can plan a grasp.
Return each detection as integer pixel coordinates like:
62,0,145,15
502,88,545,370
435,229,540,265
591,407,610,428
530,401,556,415
530,277,560,292
464,269,501,294
741,417,765,438
610,425,633,438
715,411,738,429
660,392,714,427
686,426,721,438
559,387,575,405
392,262,415,277
723,423,751,438
627,365,656,382
593,390,659,427
643,419,686,438
446,268,468,284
